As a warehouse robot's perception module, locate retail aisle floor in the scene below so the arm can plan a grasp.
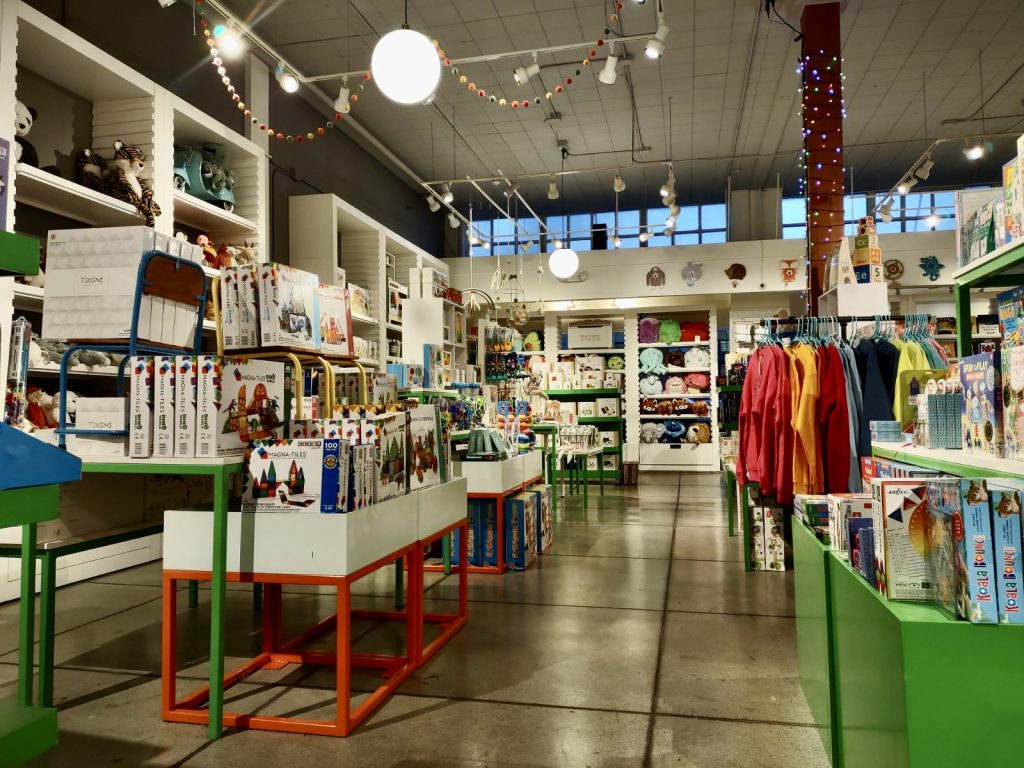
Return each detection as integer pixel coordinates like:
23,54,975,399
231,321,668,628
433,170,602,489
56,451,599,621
0,474,829,767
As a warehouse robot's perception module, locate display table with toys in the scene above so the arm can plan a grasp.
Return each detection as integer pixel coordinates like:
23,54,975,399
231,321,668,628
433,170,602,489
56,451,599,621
160,479,469,737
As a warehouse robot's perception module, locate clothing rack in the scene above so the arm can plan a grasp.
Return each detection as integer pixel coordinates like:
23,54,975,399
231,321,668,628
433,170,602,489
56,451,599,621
758,314,932,343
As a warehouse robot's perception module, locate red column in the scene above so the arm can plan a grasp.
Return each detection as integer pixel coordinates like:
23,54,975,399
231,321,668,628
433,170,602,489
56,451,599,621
800,2,844,313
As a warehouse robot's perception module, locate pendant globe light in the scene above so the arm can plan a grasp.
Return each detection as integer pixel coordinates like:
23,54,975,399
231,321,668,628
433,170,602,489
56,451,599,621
548,148,579,279
371,0,442,105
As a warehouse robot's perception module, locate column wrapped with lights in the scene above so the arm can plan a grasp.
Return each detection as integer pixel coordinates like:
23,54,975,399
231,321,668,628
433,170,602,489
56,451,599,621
799,1,844,313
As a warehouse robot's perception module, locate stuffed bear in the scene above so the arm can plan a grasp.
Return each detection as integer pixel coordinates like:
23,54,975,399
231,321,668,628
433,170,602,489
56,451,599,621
638,317,660,344
690,400,710,417
656,400,673,415
664,375,685,395
684,372,711,392
640,422,664,443
76,148,109,192
641,397,658,414
639,348,667,375
606,355,625,370
661,420,685,443
658,318,681,344
109,140,161,226
686,422,712,444
639,373,663,395
13,101,38,167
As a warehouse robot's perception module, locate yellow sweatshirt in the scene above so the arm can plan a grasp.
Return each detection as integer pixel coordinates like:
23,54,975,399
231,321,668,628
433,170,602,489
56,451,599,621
790,344,822,494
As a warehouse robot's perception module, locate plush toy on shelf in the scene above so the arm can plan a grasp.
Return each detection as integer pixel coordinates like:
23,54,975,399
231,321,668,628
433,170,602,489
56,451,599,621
672,399,692,415
658,318,682,344
196,234,219,269
639,374,663,395
690,400,710,417
639,348,667,375
74,148,109,193
109,140,161,226
640,422,665,443
683,347,711,369
638,317,660,344
656,400,673,415
232,243,258,265
665,350,685,368
13,101,39,167
522,331,542,352
661,420,685,443
606,355,625,370
216,242,235,269
664,375,685,395
25,388,47,429
683,372,711,393
686,422,712,444
641,397,658,414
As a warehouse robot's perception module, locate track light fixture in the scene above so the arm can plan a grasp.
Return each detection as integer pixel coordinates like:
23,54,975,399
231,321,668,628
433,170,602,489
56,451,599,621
639,231,653,243
665,214,676,228
599,48,619,86
513,57,541,86
646,2,669,59
468,233,480,246
659,167,675,198
613,174,626,193
441,183,454,205
426,196,440,213
502,181,520,199
612,235,622,248
915,157,934,180
447,211,460,229
879,199,894,223
963,140,984,161
927,207,939,229
156,0,178,7
897,178,917,195
333,80,351,114
275,64,299,93
547,177,560,200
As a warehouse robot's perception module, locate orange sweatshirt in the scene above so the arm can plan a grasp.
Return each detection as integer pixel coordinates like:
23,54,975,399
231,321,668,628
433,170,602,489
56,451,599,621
790,344,822,494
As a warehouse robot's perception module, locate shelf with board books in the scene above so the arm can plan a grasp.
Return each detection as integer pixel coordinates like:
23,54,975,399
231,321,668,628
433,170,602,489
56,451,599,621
870,442,1024,479
544,388,622,397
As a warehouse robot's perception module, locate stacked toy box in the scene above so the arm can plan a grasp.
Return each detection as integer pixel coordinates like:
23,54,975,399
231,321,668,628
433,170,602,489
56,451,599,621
851,216,884,284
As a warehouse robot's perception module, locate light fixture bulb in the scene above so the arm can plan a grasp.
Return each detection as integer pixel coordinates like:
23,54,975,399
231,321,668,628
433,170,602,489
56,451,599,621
447,211,460,229
599,55,619,85
639,231,652,243
612,235,622,248
549,247,580,279
663,226,675,237
663,191,677,206
371,28,442,105
275,65,299,93
502,181,520,199
645,22,669,59
915,157,934,180
964,141,984,161
897,178,917,195
552,238,563,249
426,196,440,213
333,83,351,114
513,61,541,86
482,240,491,249
927,207,939,228
469,234,480,246
613,174,626,193
659,182,674,198
219,26,243,56
441,183,454,205
547,177,560,200
665,215,676,228
879,199,894,223
668,203,680,217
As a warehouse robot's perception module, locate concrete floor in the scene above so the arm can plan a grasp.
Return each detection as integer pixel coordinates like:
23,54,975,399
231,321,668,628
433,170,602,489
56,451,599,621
0,474,829,767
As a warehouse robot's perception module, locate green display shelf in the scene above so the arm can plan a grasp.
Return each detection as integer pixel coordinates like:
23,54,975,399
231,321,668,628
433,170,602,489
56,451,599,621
954,239,1024,357
828,552,1024,768
544,388,622,397
871,443,1024,480
718,384,743,393
577,416,623,425
0,230,41,277
0,701,57,766
793,522,837,765
601,446,621,454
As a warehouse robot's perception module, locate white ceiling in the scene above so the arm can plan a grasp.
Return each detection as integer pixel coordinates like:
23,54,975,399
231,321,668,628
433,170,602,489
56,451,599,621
221,0,1024,214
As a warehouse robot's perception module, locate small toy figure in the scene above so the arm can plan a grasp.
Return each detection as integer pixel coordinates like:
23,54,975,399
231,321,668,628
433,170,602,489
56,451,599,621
13,101,38,167
920,255,944,281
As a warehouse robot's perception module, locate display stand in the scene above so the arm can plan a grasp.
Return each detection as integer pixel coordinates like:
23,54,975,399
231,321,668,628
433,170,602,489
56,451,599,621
449,452,543,575
557,446,604,510
544,389,624,483
161,480,469,737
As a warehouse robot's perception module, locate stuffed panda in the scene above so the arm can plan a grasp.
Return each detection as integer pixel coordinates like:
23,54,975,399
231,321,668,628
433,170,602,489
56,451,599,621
13,101,39,167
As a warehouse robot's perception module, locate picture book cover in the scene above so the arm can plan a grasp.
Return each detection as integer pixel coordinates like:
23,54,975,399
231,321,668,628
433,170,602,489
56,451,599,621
317,283,352,356
258,263,319,351
988,482,1024,624
1004,159,1023,243
348,283,371,319
997,287,1024,347
407,404,441,491
371,411,408,502
925,478,960,618
1002,346,1024,460
370,373,398,409
242,438,346,513
174,355,197,457
955,479,998,623
960,351,1003,456
870,479,931,601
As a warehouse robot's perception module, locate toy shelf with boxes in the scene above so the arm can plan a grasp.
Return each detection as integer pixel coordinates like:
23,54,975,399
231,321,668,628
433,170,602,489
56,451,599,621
2,2,160,231
635,310,719,472
403,263,473,387
542,387,624,482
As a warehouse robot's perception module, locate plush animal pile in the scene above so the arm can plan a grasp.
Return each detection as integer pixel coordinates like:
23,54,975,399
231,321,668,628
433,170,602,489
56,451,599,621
75,139,161,226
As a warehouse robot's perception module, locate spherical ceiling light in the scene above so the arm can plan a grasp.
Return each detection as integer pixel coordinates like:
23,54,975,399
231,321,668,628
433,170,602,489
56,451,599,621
549,247,579,279
371,28,442,105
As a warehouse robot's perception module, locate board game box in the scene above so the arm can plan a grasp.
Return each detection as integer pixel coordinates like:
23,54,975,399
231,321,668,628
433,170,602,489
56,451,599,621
505,491,538,571
960,351,1003,456
954,479,998,623
988,481,1024,624
129,356,153,458
870,479,930,601
407,405,441,491
925,478,961,618
1002,346,1024,460
196,357,291,457
258,262,319,352
317,283,352,356
242,438,347,513
174,356,197,457
370,411,408,502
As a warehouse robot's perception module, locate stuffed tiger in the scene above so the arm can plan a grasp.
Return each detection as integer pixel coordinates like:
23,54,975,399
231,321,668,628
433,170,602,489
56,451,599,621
109,140,161,226
75,148,109,193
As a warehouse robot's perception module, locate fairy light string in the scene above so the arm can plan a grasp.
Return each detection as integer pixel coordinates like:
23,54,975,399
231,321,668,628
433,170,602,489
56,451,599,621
191,0,629,143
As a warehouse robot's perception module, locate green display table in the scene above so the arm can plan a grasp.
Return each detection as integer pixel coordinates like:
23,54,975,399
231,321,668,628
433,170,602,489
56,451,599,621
793,521,836,765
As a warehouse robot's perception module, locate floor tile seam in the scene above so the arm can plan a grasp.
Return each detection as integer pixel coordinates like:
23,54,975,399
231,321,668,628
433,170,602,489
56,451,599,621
664,607,797,619
654,710,819,729
642,475,683,768
0,593,165,657
545,553,673,561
